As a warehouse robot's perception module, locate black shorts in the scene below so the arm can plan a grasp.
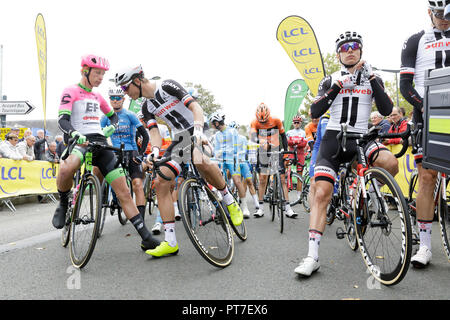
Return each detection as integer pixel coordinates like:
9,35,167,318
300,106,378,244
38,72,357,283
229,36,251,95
314,130,388,184
159,129,194,178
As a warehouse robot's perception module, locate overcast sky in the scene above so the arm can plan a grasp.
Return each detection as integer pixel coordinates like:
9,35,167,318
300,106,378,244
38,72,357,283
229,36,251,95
0,0,430,127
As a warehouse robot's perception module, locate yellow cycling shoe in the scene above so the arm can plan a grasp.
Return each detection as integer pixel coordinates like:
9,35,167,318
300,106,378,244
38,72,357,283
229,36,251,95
145,241,179,258
227,202,243,226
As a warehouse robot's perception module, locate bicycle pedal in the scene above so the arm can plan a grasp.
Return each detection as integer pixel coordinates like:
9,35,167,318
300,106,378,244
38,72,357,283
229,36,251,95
336,227,346,239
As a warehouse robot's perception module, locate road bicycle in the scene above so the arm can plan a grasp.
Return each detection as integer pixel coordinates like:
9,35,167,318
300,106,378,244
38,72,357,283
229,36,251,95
150,138,235,268
333,123,412,285
287,153,311,213
407,123,450,261
60,137,120,268
264,149,295,233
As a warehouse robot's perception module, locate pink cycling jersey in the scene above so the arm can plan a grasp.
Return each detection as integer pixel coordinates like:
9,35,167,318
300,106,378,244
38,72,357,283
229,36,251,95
58,84,113,135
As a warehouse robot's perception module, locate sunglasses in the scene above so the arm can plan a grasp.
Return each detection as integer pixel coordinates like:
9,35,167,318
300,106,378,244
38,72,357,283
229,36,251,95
432,10,445,20
339,42,361,53
293,121,300,124
110,96,123,101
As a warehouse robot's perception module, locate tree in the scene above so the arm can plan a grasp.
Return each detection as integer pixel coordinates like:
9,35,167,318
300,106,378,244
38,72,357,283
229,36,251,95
184,82,222,117
382,79,413,118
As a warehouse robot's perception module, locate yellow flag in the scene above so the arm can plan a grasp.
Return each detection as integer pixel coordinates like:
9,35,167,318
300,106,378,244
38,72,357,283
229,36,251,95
35,13,47,131
276,16,325,97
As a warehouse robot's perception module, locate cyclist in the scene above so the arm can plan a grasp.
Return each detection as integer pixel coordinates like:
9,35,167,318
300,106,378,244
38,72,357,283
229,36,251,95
229,121,260,214
305,115,319,150
399,0,450,267
294,31,398,276
114,65,243,258
250,103,297,218
100,86,150,220
210,113,250,218
53,55,160,252
286,115,308,201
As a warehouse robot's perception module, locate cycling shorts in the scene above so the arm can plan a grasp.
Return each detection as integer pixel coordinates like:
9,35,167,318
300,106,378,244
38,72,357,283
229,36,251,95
239,162,252,180
314,130,388,185
221,162,241,177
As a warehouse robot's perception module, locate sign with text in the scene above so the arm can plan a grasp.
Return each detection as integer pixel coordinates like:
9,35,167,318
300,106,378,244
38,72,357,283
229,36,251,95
0,101,35,115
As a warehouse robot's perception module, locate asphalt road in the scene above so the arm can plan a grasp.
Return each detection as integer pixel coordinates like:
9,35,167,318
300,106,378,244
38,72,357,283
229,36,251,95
0,196,449,301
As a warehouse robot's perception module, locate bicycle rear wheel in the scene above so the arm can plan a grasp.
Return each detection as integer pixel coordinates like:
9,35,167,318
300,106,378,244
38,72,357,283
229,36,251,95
438,177,450,262
178,178,234,268
289,172,303,206
354,167,412,286
69,174,102,268
98,180,110,238
144,173,157,217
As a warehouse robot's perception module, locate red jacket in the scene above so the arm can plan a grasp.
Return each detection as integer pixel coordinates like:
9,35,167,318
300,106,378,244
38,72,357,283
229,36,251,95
385,118,408,145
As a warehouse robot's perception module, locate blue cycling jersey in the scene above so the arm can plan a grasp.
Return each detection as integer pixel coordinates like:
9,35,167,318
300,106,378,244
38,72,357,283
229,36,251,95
236,135,248,163
100,108,143,151
214,126,239,163
310,111,330,177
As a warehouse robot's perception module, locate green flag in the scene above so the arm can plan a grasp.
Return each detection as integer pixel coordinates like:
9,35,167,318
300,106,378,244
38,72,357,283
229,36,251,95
284,79,308,130
128,98,145,114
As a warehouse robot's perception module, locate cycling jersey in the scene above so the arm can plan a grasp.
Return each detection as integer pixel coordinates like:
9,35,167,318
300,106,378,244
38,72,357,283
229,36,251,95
58,84,114,136
310,111,330,177
287,128,307,172
312,67,392,133
250,116,286,148
214,126,239,163
400,26,450,124
141,79,195,135
247,141,259,165
101,108,142,151
304,122,317,143
236,134,248,163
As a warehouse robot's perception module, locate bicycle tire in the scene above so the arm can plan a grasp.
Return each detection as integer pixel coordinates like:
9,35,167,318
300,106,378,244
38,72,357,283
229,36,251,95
289,172,303,206
98,180,110,238
61,206,72,247
117,176,132,225
69,174,102,268
354,167,412,286
276,174,284,233
270,176,276,222
326,195,337,226
178,178,234,268
438,177,450,262
301,182,311,213
144,173,157,216
408,169,420,246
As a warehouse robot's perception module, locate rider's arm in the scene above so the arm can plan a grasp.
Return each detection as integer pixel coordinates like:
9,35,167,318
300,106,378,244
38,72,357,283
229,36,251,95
370,76,393,116
137,125,150,156
57,87,77,136
310,76,340,119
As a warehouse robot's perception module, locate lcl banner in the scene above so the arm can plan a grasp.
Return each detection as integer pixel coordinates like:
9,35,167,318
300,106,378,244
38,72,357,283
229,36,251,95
0,159,58,199
276,16,325,97
35,13,47,132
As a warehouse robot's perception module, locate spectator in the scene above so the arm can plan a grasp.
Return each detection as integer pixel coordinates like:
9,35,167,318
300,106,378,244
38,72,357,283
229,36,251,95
0,133,29,160
17,135,36,161
19,129,33,142
370,111,391,134
383,107,408,145
45,141,59,163
56,140,66,159
34,129,47,160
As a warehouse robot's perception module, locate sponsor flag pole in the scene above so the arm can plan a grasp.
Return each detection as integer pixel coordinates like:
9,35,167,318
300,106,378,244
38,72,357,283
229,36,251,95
35,13,47,133
276,16,325,97
284,79,308,130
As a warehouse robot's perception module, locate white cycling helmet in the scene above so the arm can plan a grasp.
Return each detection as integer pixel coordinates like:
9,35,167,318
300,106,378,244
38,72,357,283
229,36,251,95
108,86,125,96
114,65,144,87
335,31,363,53
209,112,225,123
428,0,450,10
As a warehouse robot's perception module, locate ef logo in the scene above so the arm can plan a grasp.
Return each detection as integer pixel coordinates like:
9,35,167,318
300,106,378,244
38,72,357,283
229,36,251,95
66,266,81,290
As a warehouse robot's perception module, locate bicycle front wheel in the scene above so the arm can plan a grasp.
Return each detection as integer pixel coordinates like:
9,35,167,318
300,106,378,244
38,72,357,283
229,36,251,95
438,177,450,262
354,167,412,286
178,178,234,268
70,174,102,268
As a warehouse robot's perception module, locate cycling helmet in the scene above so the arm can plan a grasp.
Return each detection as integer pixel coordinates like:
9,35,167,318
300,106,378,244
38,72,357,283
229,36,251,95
108,86,125,96
114,65,144,87
428,0,450,9
187,87,199,99
335,31,363,53
292,115,302,122
256,103,270,123
81,54,110,71
209,111,225,123
229,121,239,129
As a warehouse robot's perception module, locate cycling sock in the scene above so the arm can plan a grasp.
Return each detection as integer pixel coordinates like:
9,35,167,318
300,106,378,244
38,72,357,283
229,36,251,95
137,205,146,220
307,229,322,261
163,221,177,247
218,186,234,206
418,219,433,251
252,194,259,208
57,189,70,206
130,214,151,241
240,198,248,210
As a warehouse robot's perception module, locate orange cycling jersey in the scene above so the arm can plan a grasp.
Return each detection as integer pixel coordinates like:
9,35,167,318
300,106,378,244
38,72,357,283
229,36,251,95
305,122,318,143
250,116,285,147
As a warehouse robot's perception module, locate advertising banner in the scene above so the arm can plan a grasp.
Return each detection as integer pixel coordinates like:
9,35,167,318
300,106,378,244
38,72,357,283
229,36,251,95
0,159,58,199
284,79,308,130
276,16,325,97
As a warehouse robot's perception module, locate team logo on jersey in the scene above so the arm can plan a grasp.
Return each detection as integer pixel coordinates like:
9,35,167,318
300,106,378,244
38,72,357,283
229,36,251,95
61,94,71,105
155,100,180,117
